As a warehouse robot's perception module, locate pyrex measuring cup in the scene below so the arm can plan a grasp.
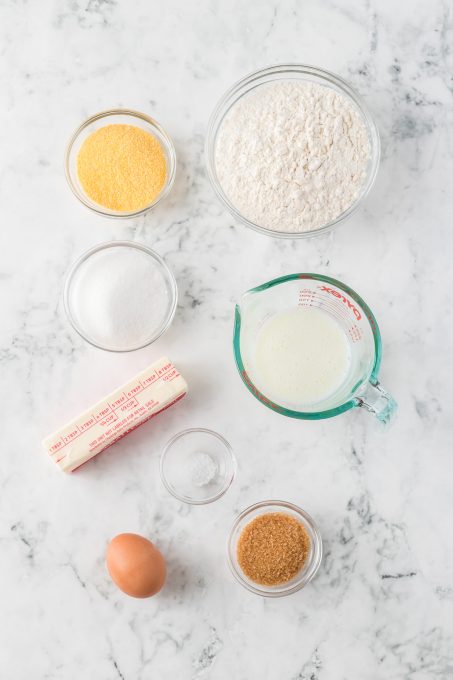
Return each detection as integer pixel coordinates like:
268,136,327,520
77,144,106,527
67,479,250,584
233,274,396,423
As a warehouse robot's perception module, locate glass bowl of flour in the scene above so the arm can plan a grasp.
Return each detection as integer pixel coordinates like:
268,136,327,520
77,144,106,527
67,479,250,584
206,64,380,238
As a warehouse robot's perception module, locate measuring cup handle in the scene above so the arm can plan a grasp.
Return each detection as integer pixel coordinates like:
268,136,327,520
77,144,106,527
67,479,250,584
356,380,397,424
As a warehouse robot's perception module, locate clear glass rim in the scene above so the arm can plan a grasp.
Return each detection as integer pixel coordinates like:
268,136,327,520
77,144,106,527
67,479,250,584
205,63,380,239
233,273,382,419
227,500,323,597
160,428,237,505
63,240,178,352
65,108,177,219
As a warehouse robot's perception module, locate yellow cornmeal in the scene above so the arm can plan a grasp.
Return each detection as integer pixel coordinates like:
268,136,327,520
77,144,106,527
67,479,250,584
77,124,167,212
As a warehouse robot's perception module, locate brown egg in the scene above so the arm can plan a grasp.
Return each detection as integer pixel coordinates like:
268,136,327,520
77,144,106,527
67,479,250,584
106,533,166,598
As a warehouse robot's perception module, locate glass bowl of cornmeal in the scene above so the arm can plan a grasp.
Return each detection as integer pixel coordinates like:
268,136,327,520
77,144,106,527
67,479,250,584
65,109,176,218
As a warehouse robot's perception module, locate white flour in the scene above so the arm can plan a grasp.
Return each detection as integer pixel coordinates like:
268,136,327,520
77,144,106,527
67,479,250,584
215,81,371,232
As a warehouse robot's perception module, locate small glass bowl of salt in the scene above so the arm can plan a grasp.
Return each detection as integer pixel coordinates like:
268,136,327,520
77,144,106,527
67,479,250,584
160,428,236,504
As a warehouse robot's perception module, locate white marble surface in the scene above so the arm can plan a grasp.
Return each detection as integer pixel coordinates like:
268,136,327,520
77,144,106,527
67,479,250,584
1,1,452,678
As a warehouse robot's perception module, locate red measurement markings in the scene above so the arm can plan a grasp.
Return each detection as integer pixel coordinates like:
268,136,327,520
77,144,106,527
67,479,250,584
298,288,316,306
99,412,117,427
164,372,181,384
119,397,139,413
162,368,179,381
93,404,113,421
61,427,79,444
49,440,63,454
348,324,363,343
71,392,187,472
79,416,95,432
140,371,159,388
124,382,143,399
365,308,378,336
87,403,160,450
144,399,158,409
49,363,180,457
241,370,284,413
318,285,362,321
156,362,172,376
108,392,127,410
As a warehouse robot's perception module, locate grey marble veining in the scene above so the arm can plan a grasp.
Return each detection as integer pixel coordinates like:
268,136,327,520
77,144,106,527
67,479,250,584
1,0,452,678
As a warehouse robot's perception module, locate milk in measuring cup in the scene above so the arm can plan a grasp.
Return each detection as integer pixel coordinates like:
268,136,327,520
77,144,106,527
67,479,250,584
254,307,351,407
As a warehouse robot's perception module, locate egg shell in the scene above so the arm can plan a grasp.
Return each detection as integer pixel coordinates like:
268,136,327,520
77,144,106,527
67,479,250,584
106,533,166,598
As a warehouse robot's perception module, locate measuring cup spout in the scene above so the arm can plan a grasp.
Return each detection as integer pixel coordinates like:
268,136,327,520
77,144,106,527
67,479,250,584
234,290,256,337
355,380,397,424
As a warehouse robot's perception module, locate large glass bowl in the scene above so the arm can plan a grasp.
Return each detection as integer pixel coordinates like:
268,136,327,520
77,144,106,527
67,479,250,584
205,64,380,239
227,500,322,597
65,109,176,218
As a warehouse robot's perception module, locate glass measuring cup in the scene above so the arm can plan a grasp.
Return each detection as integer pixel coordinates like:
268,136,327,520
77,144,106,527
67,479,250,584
233,274,397,423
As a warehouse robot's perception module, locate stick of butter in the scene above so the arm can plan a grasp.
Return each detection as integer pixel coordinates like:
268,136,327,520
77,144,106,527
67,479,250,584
43,357,188,473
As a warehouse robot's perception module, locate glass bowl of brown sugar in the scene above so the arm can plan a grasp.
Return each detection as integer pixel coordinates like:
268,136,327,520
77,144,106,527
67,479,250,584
227,500,322,597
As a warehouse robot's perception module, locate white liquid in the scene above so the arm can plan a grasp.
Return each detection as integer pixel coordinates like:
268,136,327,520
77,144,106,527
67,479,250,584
254,307,351,407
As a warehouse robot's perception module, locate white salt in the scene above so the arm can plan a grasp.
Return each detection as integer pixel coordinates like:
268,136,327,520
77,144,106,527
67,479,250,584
187,451,218,487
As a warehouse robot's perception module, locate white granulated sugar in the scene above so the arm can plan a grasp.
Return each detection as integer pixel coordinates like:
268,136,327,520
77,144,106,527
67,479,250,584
215,81,371,232
71,246,170,349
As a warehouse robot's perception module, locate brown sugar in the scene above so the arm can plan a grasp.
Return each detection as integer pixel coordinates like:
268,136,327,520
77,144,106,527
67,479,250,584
77,123,167,212
237,512,310,586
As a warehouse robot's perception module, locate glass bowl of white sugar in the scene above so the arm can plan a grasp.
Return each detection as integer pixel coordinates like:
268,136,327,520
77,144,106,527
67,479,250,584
160,428,236,504
205,64,380,238
64,241,177,352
